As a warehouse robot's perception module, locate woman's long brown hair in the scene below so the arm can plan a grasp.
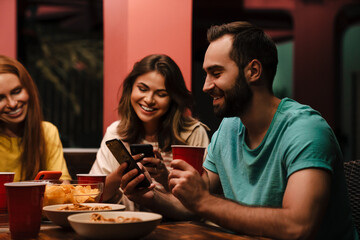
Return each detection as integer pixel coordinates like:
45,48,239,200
117,54,197,152
0,55,46,180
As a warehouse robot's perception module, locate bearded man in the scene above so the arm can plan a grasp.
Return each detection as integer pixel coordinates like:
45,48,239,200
119,21,358,240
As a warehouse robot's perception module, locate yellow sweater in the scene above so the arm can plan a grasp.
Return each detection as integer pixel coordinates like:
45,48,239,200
0,121,71,182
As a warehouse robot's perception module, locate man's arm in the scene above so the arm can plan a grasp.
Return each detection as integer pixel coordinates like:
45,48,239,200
169,160,331,240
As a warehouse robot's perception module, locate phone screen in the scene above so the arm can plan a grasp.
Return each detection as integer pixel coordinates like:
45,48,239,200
130,144,154,158
105,139,151,188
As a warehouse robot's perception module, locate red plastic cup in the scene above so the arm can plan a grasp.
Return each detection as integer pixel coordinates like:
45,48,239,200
77,174,107,202
5,182,47,239
171,145,206,174
0,172,15,213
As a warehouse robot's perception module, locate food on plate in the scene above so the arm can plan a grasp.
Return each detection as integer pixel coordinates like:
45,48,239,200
44,184,100,206
90,213,141,223
57,203,112,211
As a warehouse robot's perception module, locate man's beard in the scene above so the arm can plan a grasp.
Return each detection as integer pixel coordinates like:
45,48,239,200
213,72,253,118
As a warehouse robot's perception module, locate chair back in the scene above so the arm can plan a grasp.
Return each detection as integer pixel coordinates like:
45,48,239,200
343,159,360,233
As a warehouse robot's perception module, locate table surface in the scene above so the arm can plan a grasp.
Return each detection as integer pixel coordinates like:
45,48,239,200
0,213,268,240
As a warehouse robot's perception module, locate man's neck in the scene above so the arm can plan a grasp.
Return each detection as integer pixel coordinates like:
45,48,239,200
240,94,281,149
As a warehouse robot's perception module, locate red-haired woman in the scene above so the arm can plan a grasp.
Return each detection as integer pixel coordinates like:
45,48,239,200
0,55,71,181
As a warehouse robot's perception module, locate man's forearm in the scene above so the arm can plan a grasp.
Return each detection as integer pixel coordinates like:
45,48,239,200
193,194,312,240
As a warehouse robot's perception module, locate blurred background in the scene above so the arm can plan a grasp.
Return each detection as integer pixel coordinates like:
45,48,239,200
0,0,359,162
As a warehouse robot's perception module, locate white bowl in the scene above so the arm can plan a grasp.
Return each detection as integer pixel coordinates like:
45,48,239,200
68,211,162,239
43,203,125,228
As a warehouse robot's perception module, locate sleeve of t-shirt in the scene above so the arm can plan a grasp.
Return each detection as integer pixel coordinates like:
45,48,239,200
282,110,338,178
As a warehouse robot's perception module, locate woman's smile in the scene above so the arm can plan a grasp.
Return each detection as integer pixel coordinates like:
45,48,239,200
140,104,156,113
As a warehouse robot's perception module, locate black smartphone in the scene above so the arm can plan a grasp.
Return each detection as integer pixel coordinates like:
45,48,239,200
130,144,154,158
105,138,151,188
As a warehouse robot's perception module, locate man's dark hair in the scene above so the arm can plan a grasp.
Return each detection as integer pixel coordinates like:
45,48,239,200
207,21,278,91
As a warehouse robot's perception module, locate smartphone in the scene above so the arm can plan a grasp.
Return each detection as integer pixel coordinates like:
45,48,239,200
105,139,151,188
34,171,62,180
130,144,154,158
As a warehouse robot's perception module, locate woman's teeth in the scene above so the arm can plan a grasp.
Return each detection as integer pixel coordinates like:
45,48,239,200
141,105,155,112
8,108,21,115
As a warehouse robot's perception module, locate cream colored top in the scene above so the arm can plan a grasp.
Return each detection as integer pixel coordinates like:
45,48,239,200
0,121,71,181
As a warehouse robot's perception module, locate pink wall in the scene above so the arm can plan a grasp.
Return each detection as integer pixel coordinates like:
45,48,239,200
103,0,129,133
103,0,193,132
0,0,16,57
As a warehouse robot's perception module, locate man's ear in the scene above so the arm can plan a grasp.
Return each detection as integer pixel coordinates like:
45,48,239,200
244,59,262,84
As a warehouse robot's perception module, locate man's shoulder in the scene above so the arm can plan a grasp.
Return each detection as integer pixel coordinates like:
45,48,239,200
220,117,242,126
212,117,243,143
275,99,338,150
278,98,326,127
279,98,318,114
216,117,243,133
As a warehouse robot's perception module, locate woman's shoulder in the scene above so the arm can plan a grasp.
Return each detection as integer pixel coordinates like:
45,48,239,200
41,121,61,143
41,121,58,132
103,120,121,140
188,119,210,131
105,120,121,132
181,119,210,142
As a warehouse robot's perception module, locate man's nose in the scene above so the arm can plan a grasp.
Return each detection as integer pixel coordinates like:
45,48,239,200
202,76,214,93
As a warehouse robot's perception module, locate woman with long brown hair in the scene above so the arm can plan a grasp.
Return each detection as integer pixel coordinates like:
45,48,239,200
0,55,71,181
90,54,209,209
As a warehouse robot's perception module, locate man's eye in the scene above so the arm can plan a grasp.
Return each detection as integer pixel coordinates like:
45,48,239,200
213,72,221,77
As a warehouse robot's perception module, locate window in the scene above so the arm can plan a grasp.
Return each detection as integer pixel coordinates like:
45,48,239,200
17,0,103,147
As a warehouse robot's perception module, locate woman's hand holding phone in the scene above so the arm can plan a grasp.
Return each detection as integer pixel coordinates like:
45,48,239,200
139,150,169,190
102,153,153,203
119,159,156,204
106,139,151,189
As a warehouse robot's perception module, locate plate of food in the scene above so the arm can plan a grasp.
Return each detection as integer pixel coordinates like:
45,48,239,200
43,203,125,227
68,211,162,239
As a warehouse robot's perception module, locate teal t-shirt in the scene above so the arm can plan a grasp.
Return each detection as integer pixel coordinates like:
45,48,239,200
203,98,358,239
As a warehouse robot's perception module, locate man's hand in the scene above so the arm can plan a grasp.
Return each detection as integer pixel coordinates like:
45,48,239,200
168,159,209,211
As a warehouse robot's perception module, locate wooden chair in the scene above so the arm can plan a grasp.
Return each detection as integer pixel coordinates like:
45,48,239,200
343,159,360,233
63,148,98,180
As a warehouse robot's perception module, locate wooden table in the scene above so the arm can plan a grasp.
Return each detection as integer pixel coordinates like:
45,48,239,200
0,213,266,240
